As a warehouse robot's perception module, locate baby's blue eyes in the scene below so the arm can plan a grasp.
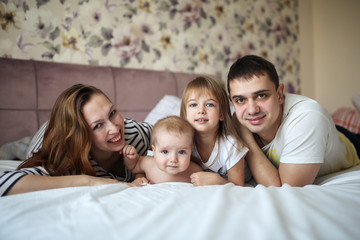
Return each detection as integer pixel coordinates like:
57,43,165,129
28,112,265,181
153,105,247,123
160,150,187,154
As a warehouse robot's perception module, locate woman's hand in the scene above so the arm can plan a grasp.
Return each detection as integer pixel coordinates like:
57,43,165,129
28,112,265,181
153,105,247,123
86,176,137,187
190,172,227,186
131,176,150,186
85,175,120,186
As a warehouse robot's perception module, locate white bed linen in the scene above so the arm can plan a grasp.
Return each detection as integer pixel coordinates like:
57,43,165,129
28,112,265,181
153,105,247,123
0,161,359,240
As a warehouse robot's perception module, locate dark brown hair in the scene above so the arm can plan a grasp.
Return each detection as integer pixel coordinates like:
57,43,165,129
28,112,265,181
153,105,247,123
227,55,280,94
19,84,108,176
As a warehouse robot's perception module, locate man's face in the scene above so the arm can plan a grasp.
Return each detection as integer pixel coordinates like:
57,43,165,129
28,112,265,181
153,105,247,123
229,74,284,142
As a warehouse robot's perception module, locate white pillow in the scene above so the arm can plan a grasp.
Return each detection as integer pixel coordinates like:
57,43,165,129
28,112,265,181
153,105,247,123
144,95,182,125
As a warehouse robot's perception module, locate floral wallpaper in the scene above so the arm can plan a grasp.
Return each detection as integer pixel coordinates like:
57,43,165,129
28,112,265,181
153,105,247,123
0,0,300,93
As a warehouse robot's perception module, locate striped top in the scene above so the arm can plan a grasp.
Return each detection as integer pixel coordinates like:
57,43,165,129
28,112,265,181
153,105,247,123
0,118,152,197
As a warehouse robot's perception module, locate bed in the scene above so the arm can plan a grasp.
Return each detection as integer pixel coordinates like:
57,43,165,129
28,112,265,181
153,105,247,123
1,58,360,240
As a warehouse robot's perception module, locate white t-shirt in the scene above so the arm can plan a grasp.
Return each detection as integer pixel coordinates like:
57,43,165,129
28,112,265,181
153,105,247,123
192,135,251,181
262,94,359,177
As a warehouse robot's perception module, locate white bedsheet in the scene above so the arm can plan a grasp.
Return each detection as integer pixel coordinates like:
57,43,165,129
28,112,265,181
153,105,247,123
0,161,360,240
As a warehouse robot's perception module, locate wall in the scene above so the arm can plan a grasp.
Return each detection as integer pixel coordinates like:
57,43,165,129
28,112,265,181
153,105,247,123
299,0,360,113
298,0,314,99
0,0,300,93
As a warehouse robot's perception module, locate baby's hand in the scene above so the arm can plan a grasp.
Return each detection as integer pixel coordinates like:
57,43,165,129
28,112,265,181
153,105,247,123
121,145,137,160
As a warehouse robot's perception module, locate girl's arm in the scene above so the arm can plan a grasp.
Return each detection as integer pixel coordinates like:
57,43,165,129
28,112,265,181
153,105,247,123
5,174,124,196
190,159,245,186
190,172,228,186
226,158,245,186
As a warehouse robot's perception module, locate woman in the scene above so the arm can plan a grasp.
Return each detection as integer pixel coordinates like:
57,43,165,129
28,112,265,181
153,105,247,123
0,84,152,196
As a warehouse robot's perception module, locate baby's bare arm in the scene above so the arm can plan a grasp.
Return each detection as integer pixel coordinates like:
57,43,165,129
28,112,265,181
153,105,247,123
122,145,140,171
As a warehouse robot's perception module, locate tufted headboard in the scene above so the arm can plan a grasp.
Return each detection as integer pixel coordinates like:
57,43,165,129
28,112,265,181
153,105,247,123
0,58,203,146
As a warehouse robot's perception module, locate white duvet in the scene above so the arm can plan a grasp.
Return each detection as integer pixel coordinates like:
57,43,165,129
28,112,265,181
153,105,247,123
0,161,360,240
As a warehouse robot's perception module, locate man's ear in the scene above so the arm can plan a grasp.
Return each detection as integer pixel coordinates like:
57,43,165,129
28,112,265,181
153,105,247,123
277,84,285,104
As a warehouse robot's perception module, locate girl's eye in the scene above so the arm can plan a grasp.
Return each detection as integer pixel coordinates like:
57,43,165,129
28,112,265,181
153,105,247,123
206,103,215,107
179,150,186,155
161,150,168,154
189,103,197,108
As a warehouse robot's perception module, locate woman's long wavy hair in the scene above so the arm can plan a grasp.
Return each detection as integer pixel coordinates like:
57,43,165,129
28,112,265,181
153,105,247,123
180,76,246,151
18,84,107,176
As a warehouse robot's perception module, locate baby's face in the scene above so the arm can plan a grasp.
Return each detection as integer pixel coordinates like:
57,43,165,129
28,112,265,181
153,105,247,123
152,130,193,174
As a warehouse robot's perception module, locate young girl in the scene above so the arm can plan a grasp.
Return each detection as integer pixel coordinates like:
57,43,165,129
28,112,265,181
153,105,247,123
180,76,251,186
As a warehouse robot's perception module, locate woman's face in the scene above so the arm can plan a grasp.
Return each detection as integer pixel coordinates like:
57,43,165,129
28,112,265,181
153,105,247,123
82,94,125,155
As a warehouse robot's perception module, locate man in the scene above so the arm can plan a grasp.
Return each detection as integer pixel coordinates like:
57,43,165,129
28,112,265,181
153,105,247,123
227,55,360,187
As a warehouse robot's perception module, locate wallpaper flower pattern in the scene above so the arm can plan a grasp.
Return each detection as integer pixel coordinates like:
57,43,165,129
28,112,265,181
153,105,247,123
0,0,300,93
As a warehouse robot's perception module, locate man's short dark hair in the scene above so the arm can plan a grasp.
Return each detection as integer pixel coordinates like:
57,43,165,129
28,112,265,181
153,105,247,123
227,55,280,94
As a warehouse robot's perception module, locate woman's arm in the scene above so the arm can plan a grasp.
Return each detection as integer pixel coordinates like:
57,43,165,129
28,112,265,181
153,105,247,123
5,174,123,196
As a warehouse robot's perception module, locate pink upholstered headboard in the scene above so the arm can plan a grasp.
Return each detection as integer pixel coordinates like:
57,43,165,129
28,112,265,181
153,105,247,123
0,58,202,146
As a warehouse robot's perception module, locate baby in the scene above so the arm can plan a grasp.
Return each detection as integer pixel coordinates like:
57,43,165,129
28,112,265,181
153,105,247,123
122,116,202,184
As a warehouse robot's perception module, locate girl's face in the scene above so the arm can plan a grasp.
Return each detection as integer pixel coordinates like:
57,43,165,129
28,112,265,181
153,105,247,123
152,129,193,175
184,90,223,135
82,94,125,155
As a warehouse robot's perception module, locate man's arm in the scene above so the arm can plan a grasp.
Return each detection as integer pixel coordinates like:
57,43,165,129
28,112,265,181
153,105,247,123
279,163,321,186
242,134,281,186
239,124,321,187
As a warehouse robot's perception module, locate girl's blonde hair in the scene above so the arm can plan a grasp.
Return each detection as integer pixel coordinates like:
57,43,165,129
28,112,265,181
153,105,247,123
19,84,108,176
180,76,245,151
